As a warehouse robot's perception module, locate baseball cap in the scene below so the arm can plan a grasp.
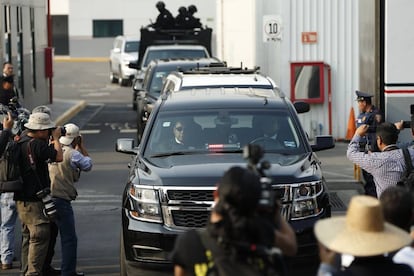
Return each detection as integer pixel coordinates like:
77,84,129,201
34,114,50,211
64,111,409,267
59,123,80,145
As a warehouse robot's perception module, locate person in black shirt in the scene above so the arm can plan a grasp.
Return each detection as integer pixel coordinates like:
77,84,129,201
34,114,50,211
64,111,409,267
171,166,297,276
187,5,202,28
151,1,175,30
14,113,63,275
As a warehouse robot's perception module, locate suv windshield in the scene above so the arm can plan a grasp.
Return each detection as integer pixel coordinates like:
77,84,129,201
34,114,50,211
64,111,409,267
144,49,208,67
144,109,305,158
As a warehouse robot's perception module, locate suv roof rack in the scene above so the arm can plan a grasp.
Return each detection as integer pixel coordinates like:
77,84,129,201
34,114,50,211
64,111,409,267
180,63,261,75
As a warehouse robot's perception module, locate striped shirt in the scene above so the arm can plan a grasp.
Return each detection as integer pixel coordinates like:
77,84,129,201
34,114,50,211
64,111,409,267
347,134,414,197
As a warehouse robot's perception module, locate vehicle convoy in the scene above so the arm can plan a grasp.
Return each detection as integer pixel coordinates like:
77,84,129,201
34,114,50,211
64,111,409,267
116,68,335,275
109,36,140,86
133,58,220,140
128,27,213,109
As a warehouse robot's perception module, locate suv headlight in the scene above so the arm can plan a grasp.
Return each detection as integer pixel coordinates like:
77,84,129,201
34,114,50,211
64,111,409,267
128,185,162,223
291,181,323,220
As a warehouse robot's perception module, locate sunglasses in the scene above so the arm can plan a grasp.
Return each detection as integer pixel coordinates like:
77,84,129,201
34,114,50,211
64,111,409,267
175,126,184,132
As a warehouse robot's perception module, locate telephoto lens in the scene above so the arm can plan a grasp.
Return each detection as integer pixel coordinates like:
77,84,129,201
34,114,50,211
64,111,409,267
36,188,58,220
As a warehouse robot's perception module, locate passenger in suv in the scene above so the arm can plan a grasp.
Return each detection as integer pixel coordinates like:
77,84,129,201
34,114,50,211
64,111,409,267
116,72,335,275
109,36,140,86
132,58,220,140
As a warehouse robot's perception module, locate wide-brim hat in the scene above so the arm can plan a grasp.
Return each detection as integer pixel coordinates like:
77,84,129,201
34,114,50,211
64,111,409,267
314,195,411,257
59,123,80,145
24,112,55,130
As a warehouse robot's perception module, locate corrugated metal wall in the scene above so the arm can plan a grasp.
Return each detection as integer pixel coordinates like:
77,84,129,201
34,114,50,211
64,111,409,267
280,0,360,139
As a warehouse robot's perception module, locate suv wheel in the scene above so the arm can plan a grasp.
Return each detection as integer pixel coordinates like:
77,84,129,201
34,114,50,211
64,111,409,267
109,65,118,84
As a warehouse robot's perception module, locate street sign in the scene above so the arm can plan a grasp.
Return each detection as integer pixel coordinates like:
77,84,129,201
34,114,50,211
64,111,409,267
263,15,282,42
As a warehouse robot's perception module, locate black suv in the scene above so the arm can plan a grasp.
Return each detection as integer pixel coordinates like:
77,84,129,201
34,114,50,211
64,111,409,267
116,79,334,275
132,58,219,140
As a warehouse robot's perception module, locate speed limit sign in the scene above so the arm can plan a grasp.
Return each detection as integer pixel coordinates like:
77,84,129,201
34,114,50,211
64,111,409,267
263,15,282,42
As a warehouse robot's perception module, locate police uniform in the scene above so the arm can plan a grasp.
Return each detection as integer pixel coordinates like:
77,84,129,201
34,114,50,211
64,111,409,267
355,90,383,197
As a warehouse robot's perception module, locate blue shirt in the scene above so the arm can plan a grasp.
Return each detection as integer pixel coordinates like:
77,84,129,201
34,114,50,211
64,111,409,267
347,134,414,197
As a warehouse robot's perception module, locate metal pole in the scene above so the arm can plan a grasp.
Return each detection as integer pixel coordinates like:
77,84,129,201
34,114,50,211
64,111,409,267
47,0,53,104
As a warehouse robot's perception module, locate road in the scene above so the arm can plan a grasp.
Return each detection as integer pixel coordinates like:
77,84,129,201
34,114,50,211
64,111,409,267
5,60,361,275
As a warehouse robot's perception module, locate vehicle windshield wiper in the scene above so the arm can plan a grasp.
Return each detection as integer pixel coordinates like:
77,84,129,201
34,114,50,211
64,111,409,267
149,150,204,158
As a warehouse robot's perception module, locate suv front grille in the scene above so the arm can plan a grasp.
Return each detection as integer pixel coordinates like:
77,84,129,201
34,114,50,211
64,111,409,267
167,190,214,201
171,210,210,228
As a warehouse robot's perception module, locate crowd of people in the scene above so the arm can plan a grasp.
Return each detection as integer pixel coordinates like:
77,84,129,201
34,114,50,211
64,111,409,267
1,57,414,275
0,62,92,275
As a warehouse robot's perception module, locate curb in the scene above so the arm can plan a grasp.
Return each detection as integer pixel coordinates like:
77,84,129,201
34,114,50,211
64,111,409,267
55,100,87,126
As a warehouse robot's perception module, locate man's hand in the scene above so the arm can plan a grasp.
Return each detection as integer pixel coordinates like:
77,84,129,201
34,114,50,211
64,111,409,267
394,120,404,130
2,112,14,130
355,124,369,137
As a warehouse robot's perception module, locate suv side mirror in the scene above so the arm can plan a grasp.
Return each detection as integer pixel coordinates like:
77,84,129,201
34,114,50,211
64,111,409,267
311,135,335,152
129,62,140,70
293,101,310,114
115,138,138,154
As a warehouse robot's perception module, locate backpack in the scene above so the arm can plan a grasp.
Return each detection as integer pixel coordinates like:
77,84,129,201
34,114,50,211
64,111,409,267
397,148,414,192
197,229,283,276
0,139,23,193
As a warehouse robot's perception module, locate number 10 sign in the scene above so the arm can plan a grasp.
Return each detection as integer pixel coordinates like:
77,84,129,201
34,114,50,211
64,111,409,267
263,15,282,42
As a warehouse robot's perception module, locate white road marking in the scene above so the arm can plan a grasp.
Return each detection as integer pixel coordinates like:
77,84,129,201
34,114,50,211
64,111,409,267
120,129,137,133
80,129,100,134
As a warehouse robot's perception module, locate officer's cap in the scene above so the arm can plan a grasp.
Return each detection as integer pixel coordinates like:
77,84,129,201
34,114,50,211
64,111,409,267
355,90,373,102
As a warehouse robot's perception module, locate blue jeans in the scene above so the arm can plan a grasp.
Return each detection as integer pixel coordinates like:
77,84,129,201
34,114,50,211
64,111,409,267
54,197,77,276
0,192,17,265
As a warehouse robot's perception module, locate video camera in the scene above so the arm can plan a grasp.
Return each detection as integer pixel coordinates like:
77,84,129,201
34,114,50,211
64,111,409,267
401,104,414,129
243,144,280,228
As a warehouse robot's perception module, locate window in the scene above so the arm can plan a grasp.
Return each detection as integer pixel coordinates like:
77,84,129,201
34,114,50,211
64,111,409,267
4,5,11,61
30,8,36,91
17,6,24,97
93,20,123,38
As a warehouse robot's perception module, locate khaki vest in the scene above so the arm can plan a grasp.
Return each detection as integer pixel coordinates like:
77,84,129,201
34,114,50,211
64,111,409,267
49,145,79,201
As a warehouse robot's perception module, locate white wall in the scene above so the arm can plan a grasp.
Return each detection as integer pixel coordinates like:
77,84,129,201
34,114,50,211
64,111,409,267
51,0,68,14
67,0,217,38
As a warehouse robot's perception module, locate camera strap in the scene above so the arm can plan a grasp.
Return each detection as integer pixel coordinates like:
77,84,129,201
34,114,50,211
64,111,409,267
25,138,46,190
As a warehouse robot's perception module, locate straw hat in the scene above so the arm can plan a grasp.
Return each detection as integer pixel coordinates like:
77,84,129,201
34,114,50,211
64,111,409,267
24,112,55,130
314,195,412,257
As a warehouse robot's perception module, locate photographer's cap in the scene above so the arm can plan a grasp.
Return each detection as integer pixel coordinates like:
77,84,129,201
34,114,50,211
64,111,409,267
59,123,80,145
24,113,55,130
356,90,373,102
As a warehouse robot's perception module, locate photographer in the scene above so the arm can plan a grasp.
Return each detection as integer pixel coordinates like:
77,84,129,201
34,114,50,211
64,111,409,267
170,166,297,276
48,123,92,276
14,112,63,275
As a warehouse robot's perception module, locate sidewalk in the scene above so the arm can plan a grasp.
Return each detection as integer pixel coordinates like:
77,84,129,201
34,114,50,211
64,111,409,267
45,98,87,126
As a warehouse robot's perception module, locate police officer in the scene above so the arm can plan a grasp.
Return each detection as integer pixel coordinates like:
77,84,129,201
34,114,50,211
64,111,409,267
355,90,383,197
152,1,175,30
175,6,190,29
187,4,202,28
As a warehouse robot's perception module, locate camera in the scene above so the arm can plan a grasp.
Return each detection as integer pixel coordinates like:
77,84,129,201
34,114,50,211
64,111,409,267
243,144,279,226
60,126,66,136
36,188,58,220
401,104,414,129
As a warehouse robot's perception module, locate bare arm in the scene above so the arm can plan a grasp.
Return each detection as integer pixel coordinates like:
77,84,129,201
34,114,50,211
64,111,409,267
174,265,188,276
